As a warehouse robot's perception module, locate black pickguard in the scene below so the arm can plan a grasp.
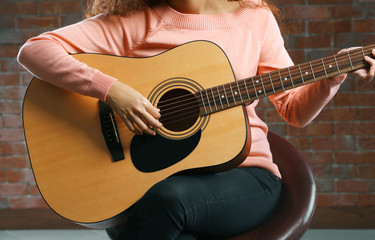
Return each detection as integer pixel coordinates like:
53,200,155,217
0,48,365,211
130,131,201,173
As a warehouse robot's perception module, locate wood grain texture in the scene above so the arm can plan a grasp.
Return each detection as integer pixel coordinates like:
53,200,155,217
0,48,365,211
22,41,251,228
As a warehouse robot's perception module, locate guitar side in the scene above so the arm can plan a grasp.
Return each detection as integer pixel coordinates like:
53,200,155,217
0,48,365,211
22,41,251,228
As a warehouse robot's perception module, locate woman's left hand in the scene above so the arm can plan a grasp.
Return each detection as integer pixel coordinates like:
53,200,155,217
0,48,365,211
351,48,375,82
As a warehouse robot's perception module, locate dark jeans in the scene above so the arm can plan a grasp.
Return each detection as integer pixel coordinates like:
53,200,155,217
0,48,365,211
115,167,281,240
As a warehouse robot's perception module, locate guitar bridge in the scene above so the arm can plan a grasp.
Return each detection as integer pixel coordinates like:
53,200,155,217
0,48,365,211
99,100,125,162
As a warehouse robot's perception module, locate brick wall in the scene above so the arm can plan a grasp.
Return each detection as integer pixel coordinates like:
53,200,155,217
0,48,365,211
0,0,85,209
0,0,374,215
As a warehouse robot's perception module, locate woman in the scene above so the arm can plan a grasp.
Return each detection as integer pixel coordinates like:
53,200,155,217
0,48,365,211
18,0,374,239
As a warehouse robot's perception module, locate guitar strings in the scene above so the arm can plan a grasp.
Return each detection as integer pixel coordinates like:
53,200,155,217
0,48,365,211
157,45,374,108
158,47,370,112
156,47,374,125
158,52,369,124
160,51,367,119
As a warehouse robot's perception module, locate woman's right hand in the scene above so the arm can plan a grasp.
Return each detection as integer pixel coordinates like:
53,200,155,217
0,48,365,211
106,81,162,136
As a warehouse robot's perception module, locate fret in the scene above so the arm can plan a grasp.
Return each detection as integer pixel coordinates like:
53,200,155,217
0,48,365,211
235,81,244,103
277,70,286,89
222,85,230,107
346,51,354,70
228,83,237,105
251,77,259,98
321,58,329,78
243,79,251,101
210,88,218,111
333,55,341,74
216,86,224,109
287,67,293,89
361,47,367,66
259,75,267,96
269,72,275,93
199,91,208,115
205,89,213,113
195,43,375,116
297,64,306,84
281,68,294,88
309,62,316,81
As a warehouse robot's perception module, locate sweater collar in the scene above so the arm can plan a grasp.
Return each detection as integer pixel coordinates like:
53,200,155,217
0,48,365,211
151,1,257,30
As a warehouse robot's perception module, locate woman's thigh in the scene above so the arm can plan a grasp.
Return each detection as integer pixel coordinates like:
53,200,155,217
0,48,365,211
117,167,281,240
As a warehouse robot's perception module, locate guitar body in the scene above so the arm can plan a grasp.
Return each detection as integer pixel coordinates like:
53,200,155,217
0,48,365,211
23,41,251,228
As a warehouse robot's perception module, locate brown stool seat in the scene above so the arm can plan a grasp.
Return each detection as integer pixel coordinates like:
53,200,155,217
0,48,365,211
227,131,317,240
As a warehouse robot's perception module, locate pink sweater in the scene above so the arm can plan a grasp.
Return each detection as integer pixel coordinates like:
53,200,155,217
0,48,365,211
18,0,344,178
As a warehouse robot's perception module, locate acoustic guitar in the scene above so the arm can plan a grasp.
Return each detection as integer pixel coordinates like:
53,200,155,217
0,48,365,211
23,41,374,228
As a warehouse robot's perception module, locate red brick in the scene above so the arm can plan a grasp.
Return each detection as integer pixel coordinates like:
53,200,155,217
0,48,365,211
335,151,375,164
61,13,84,27
312,136,356,150
265,108,284,122
308,0,351,3
358,194,375,207
358,80,375,92
273,0,305,4
0,128,24,141
358,137,375,150
333,93,375,106
0,183,28,196
358,165,375,178
21,72,34,86
288,49,305,63
308,20,351,34
358,108,375,120
0,197,8,209
364,34,375,45
311,164,355,178
334,33,365,49
1,58,25,72
9,196,48,209
0,45,19,58
288,137,311,150
0,1,37,15
335,122,375,135
0,170,6,182
315,179,335,192
289,123,334,136
0,156,27,168
284,6,329,20
29,183,40,195
3,115,22,128
267,123,287,136
314,108,357,121
0,15,15,29
17,16,59,30
38,1,81,14
0,101,21,114
353,19,375,33
284,21,305,35
7,169,34,183
331,5,362,19
4,142,27,155
0,73,19,85
301,151,332,164
317,193,355,207
336,179,368,192
295,35,331,49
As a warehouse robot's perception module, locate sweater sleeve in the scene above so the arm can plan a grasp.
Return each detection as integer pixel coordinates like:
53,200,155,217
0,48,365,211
17,14,146,101
259,11,345,128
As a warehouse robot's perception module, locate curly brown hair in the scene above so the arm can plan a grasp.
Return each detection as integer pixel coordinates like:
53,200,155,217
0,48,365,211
85,0,281,20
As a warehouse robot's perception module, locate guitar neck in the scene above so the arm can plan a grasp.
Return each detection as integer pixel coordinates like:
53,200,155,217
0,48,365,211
197,44,375,115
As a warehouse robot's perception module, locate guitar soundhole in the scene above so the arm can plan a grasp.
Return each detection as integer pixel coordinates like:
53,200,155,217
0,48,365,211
157,89,200,132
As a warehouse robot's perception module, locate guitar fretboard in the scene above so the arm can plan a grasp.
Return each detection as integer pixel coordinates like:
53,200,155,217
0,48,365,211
197,44,375,115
